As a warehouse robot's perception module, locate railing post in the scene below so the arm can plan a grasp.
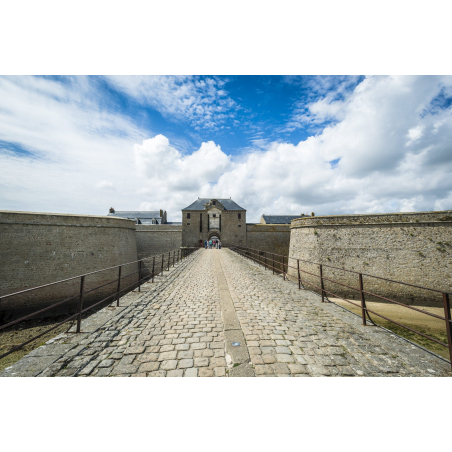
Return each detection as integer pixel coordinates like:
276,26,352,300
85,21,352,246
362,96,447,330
161,254,164,275
138,260,142,292
319,264,325,302
152,256,155,283
283,256,286,280
443,293,452,369
168,252,170,271
116,266,122,306
297,259,301,289
76,275,85,333
272,254,275,275
359,273,367,325
173,251,175,267
264,252,267,270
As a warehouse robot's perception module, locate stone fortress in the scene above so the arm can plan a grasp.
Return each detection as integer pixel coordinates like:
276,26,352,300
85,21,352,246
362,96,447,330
107,197,297,259
0,198,451,319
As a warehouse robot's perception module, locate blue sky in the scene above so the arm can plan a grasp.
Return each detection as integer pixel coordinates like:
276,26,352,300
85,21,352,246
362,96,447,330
1,75,452,221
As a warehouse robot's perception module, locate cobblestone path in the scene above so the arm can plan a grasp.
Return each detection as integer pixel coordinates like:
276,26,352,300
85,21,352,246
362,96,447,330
1,249,451,377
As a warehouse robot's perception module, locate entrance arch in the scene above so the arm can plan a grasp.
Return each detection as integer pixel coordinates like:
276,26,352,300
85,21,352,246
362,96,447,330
208,233,220,241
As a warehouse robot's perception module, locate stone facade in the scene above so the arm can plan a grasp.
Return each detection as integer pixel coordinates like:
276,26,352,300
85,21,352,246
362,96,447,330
288,211,452,306
135,224,182,259
0,211,138,321
246,224,291,256
182,198,247,247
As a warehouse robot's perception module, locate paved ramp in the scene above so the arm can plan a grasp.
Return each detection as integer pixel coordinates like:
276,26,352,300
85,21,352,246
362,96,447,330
1,249,450,377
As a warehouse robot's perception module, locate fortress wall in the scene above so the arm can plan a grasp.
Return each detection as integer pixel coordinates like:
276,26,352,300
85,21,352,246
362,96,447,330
287,211,452,306
136,224,182,259
246,224,291,256
0,211,138,321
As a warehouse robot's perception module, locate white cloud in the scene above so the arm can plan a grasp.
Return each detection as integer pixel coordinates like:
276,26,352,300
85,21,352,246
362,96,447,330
131,76,452,221
103,75,237,130
1,75,451,223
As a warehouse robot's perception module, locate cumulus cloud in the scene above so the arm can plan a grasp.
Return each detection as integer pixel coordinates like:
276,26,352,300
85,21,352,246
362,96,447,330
1,75,451,222
133,76,452,221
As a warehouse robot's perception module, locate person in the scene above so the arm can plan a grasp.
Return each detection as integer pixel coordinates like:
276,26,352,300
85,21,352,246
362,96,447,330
218,240,221,249
204,240,207,249
209,239,213,249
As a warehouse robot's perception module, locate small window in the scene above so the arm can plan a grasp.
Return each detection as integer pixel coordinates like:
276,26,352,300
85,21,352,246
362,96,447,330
238,213,241,220
213,214,216,218
238,224,241,227
187,222,190,225
213,201,216,205
187,213,191,219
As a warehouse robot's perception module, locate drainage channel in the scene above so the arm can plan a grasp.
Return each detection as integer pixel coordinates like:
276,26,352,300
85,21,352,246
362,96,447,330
213,251,255,377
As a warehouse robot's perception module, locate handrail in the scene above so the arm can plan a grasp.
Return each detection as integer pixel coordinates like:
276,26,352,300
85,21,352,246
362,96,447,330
0,247,198,360
229,244,452,370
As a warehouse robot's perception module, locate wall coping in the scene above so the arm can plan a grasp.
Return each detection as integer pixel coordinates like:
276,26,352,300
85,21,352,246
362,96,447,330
291,210,452,228
0,210,136,229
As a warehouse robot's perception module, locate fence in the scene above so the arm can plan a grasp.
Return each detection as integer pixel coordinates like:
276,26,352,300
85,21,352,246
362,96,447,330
229,245,452,369
0,247,197,360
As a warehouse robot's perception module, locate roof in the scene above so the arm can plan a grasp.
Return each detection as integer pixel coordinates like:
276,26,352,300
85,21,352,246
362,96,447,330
262,215,302,224
182,198,246,211
108,211,161,219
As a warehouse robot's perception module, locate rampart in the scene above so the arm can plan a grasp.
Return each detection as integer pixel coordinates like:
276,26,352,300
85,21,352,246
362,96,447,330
246,224,291,256
136,224,182,259
0,211,138,321
288,211,452,306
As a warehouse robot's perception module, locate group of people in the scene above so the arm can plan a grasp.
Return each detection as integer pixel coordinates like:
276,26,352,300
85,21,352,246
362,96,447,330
205,239,221,249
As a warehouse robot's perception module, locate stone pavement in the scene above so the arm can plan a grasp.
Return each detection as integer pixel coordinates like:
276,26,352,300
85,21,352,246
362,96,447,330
1,249,451,377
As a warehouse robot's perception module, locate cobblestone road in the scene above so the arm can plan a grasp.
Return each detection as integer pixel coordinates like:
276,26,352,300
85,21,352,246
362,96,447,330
1,249,451,377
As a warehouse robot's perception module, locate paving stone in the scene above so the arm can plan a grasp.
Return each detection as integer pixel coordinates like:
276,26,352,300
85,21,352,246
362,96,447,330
124,346,145,355
148,371,166,377
167,369,184,377
275,354,295,363
5,249,450,379
194,358,209,367
178,359,194,369
184,368,198,377
158,351,177,361
138,362,160,372
98,359,115,368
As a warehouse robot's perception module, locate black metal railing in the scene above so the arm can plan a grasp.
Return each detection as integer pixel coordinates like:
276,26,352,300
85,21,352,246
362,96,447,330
230,245,452,369
0,247,198,360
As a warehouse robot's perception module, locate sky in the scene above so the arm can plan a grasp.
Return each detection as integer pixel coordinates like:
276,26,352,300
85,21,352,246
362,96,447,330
1,75,452,222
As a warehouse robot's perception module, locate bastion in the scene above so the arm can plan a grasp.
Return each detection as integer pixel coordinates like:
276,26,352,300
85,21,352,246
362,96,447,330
0,211,138,321
288,211,452,306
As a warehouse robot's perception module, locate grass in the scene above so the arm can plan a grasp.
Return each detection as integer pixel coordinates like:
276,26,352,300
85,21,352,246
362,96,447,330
0,316,73,373
332,299,450,360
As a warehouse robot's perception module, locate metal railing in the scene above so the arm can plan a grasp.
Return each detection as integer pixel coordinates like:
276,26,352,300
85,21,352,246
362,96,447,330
0,247,197,360
230,245,452,369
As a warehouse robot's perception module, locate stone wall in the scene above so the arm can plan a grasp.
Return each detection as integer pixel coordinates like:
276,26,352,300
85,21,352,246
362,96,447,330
246,224,291,256
0,211,138,321
288,211,452,306
135,224,182,259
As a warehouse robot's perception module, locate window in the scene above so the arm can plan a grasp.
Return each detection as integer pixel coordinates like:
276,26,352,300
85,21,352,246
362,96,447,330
238,213,241,220
187,213,191,219
238,224,241,227
187,223,190,225
213,201,216,205
200,213,202,232
213,214,216,217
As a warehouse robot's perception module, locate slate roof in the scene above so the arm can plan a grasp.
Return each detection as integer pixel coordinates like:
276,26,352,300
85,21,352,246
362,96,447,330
108,211,163,224
182,198,246,211
262,215,302,224
108,211,161,219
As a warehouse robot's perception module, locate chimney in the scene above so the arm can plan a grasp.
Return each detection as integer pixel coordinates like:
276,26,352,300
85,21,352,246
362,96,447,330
109,207,115,214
